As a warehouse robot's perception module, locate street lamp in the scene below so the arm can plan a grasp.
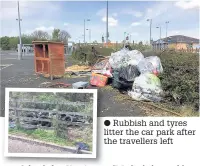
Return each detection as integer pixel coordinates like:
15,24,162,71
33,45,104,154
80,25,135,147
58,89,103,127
156,26,162,50
16,1,22,60
147,19,152,45
165,21,169,38
86,29,91,43
106,0,109,44
84,19,90,44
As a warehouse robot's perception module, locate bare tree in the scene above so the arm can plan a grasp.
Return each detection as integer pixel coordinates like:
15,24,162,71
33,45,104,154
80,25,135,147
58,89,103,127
58,30,71,44
31,30,50,40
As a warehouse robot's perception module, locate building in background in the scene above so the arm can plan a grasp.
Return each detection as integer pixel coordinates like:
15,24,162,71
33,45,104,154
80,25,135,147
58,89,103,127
152,35,199,52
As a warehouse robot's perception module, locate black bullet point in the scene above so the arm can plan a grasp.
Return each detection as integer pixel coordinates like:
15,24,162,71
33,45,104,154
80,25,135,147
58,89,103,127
104,120,110,126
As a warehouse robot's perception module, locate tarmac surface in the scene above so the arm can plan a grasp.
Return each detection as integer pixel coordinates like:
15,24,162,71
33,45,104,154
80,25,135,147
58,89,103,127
0,50,143,117
8,138,72,153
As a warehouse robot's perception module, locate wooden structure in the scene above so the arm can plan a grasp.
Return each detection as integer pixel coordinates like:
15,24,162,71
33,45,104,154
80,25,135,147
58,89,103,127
9,99,92,138
33,41,65,80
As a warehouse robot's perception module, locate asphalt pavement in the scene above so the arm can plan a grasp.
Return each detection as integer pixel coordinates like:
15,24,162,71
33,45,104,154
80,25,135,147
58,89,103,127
0,50,143,117
8,138,72,153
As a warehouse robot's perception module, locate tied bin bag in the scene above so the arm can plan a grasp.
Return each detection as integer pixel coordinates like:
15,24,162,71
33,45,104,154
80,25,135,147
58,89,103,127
90,72,108,87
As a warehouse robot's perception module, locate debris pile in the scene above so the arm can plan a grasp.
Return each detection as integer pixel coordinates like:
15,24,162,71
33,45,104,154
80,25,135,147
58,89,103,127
90,48,164,102
64,48,164,102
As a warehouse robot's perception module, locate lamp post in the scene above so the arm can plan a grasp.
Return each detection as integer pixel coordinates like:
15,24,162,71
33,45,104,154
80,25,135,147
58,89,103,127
147,19,152,45
84,19,90,44
156,26,162,50
16,1,22,60
106,0,109,44
165,21,169,38
123,32,126,47
86,29,91,43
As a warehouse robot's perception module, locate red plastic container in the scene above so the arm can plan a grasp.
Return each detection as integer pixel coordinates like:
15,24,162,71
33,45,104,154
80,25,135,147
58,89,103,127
90,72,108,87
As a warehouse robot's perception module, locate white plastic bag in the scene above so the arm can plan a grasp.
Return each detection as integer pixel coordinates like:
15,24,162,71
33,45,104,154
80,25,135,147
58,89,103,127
137,56,163,75
128,73,163,102
127,50,144,66
109,49,144,69
128,91,162,102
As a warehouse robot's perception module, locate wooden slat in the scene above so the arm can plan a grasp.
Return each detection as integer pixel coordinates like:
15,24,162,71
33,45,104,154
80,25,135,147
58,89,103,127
9,99,88,106
9,107,92,117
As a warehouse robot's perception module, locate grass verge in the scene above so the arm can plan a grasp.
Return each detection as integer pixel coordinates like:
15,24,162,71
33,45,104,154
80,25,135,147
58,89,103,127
9,127,93,151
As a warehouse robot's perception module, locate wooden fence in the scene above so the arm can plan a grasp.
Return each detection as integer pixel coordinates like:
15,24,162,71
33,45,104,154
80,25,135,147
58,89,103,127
9,99,93,138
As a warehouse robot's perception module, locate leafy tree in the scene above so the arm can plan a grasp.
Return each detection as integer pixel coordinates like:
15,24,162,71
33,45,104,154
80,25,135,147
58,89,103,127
52,29,71,44
9,37,18,49
0,36,10,50
52,29,60,41
21,34,33,44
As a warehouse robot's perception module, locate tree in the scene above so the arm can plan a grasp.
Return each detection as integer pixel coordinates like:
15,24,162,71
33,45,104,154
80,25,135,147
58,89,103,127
52,29,60,41
58,30,71,44
52,29,71,44
31,30,50,40
0,36,10,50
21,34,33,44
138,41,143,45
9,37,18,49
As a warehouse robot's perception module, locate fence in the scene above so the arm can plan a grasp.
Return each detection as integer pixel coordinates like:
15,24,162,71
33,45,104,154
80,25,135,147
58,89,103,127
9,99,93,138
152,45,200,53
22,44,34,56
18,44,69,56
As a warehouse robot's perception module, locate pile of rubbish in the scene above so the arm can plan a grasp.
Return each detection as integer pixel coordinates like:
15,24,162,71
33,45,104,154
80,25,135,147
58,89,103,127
90,48,164,102
64,48,164,102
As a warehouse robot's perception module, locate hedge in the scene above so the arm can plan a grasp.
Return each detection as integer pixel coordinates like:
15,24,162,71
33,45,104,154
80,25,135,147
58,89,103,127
154,51,199,111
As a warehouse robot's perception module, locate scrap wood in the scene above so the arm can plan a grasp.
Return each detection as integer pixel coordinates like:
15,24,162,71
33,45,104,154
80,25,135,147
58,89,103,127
65,65,91,72
65,71,91,77
91,57,110,70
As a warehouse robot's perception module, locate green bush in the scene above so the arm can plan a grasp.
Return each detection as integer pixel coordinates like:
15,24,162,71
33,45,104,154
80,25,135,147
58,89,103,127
153,51,199,111
0,36,10,50
71,45,115,65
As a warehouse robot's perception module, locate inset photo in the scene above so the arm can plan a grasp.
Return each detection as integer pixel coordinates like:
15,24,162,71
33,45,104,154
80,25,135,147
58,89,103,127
5,88,97,158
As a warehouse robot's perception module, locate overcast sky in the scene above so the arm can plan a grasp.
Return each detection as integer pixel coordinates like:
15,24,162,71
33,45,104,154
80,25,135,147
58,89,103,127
0,0,199,43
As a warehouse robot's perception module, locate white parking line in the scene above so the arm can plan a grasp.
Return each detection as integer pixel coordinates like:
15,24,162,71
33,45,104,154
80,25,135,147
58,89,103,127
3,58,17,60
0,64,13,71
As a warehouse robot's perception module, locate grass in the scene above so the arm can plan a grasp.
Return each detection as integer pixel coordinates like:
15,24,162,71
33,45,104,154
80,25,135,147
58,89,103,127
66,55,81,65
9,127,93,151
111,88,199,117
101,85,115,91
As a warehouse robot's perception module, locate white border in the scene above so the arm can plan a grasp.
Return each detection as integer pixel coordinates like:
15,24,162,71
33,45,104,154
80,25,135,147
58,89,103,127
4,88,97,158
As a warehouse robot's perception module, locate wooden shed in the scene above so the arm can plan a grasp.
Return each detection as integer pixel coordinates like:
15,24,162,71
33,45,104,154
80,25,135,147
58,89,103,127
33,41,65,80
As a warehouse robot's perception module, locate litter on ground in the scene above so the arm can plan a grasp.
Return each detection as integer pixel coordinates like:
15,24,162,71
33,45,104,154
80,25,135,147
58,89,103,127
51,47,164,102
65,65,91,72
